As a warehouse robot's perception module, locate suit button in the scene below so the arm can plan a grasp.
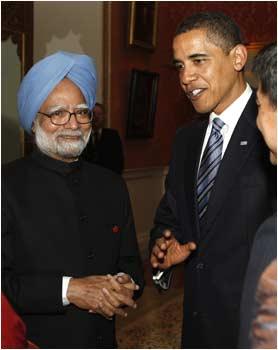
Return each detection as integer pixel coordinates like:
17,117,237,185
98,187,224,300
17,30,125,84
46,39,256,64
196,262,204,269
88,251,94,259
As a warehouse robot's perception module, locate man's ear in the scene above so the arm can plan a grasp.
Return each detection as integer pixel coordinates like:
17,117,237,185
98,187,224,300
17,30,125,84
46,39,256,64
230,44,248,72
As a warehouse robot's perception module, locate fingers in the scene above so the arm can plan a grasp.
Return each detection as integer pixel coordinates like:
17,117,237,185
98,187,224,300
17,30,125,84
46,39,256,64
107,288,137,309
185,241,197,251
107,274,121,292
90,297,127,319
115,273,131,284
114,274,140,291
102,288,135,315
163,229,172,239
153,244,166,259
180,241,197,258
188,241,197,251
150,235,170,268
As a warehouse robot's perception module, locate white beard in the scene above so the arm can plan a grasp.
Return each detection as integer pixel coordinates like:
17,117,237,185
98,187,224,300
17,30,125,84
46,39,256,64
34,120,91,160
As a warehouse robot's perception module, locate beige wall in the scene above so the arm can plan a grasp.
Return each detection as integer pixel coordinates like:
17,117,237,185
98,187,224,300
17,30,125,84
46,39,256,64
124,167,168,258
1,38,22,163
34,1,104,102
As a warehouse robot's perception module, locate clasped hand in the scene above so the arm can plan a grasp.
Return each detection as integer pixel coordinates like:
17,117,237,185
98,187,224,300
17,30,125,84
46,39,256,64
67,273,139,320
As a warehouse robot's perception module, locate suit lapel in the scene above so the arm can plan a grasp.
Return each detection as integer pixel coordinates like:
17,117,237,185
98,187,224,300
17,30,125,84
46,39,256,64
204,93,259,236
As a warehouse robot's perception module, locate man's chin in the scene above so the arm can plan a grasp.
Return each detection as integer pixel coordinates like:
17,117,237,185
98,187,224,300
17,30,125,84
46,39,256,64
56,143,85,159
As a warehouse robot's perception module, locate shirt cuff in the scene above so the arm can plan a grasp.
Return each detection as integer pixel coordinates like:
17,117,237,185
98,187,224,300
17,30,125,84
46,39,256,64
62,276,72,306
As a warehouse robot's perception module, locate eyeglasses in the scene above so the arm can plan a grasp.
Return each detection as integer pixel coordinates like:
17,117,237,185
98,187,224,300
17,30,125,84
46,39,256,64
38,108,93,125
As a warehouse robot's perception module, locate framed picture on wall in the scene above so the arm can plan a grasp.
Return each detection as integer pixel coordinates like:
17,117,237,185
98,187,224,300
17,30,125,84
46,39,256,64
126,69,159,138
128,2,158,50
245,42,268,88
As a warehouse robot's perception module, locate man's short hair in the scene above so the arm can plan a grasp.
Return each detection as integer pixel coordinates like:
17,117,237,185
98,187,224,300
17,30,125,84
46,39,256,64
175,11,243,54
252,42,277,108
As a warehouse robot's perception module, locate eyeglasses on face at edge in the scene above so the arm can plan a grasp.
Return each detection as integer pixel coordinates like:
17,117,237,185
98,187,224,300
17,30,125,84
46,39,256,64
37,108,93,125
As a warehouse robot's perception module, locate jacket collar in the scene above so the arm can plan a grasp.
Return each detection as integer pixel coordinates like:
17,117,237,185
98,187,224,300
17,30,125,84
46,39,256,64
30,148,81,176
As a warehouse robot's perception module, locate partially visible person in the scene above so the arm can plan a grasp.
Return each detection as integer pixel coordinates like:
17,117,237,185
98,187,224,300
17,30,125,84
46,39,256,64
252,259,277,349
238,42,277,348
2,51,144,349
81,102,124,174
2,292,38,348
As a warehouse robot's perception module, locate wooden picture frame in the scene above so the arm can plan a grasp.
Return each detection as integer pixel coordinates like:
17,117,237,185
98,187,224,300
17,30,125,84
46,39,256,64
245,42,268,88
126,69,159,138
2,2,34,161
128,2,158,50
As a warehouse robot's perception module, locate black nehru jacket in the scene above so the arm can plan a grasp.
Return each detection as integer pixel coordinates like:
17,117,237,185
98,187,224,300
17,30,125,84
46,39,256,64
2,150,144,348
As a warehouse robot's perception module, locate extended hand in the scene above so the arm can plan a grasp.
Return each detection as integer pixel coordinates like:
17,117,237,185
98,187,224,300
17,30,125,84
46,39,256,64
150,229,196,269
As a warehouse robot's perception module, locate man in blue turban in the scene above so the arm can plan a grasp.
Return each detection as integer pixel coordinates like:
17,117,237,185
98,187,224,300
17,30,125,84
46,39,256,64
2,51,144,348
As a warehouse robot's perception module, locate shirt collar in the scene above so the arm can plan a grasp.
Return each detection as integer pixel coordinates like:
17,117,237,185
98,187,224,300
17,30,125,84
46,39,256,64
209,83,253,131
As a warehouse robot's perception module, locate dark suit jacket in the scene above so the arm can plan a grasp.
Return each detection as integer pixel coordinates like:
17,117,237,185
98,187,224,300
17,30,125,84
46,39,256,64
2,150,144,348
238,213,277,348
81,128,124,175
150,92,276,349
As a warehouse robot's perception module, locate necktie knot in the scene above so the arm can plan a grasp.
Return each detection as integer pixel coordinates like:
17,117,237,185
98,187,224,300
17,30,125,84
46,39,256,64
212,118,225,134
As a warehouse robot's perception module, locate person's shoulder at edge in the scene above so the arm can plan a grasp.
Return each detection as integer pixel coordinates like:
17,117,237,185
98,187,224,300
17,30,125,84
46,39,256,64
253,213,277,242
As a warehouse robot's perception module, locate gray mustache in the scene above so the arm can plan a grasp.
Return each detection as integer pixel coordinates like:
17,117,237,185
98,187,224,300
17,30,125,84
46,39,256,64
56,130,83,137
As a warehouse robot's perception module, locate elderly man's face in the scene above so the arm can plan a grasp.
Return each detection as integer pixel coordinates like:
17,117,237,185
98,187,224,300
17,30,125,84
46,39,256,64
256,86,277,165
172,29,247,115
32,78,91,162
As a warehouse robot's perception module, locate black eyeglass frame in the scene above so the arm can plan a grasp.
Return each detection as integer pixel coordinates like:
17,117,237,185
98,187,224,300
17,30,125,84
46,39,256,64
37,109,93,126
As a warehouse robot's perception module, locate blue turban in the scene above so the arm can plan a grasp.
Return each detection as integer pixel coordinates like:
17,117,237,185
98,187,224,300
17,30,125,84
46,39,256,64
17,51,97,134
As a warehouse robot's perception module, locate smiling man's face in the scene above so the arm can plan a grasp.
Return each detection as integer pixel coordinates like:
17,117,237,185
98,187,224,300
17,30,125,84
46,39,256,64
32,78,91,162
173,28,245,115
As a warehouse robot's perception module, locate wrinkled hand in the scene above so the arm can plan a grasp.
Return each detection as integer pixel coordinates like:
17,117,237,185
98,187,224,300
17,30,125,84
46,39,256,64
100,274,139,312
150,229,197,269
67,274,139,320
113,273,138,303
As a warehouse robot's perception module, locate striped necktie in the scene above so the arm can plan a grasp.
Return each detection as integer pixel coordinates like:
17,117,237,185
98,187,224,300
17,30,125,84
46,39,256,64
197,117,225,221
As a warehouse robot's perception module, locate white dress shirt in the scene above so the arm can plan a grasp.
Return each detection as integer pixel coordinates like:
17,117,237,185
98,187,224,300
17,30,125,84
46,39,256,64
198,83,253,168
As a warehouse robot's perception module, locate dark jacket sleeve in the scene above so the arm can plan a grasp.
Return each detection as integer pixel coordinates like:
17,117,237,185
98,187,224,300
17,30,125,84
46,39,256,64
1,171,64,315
